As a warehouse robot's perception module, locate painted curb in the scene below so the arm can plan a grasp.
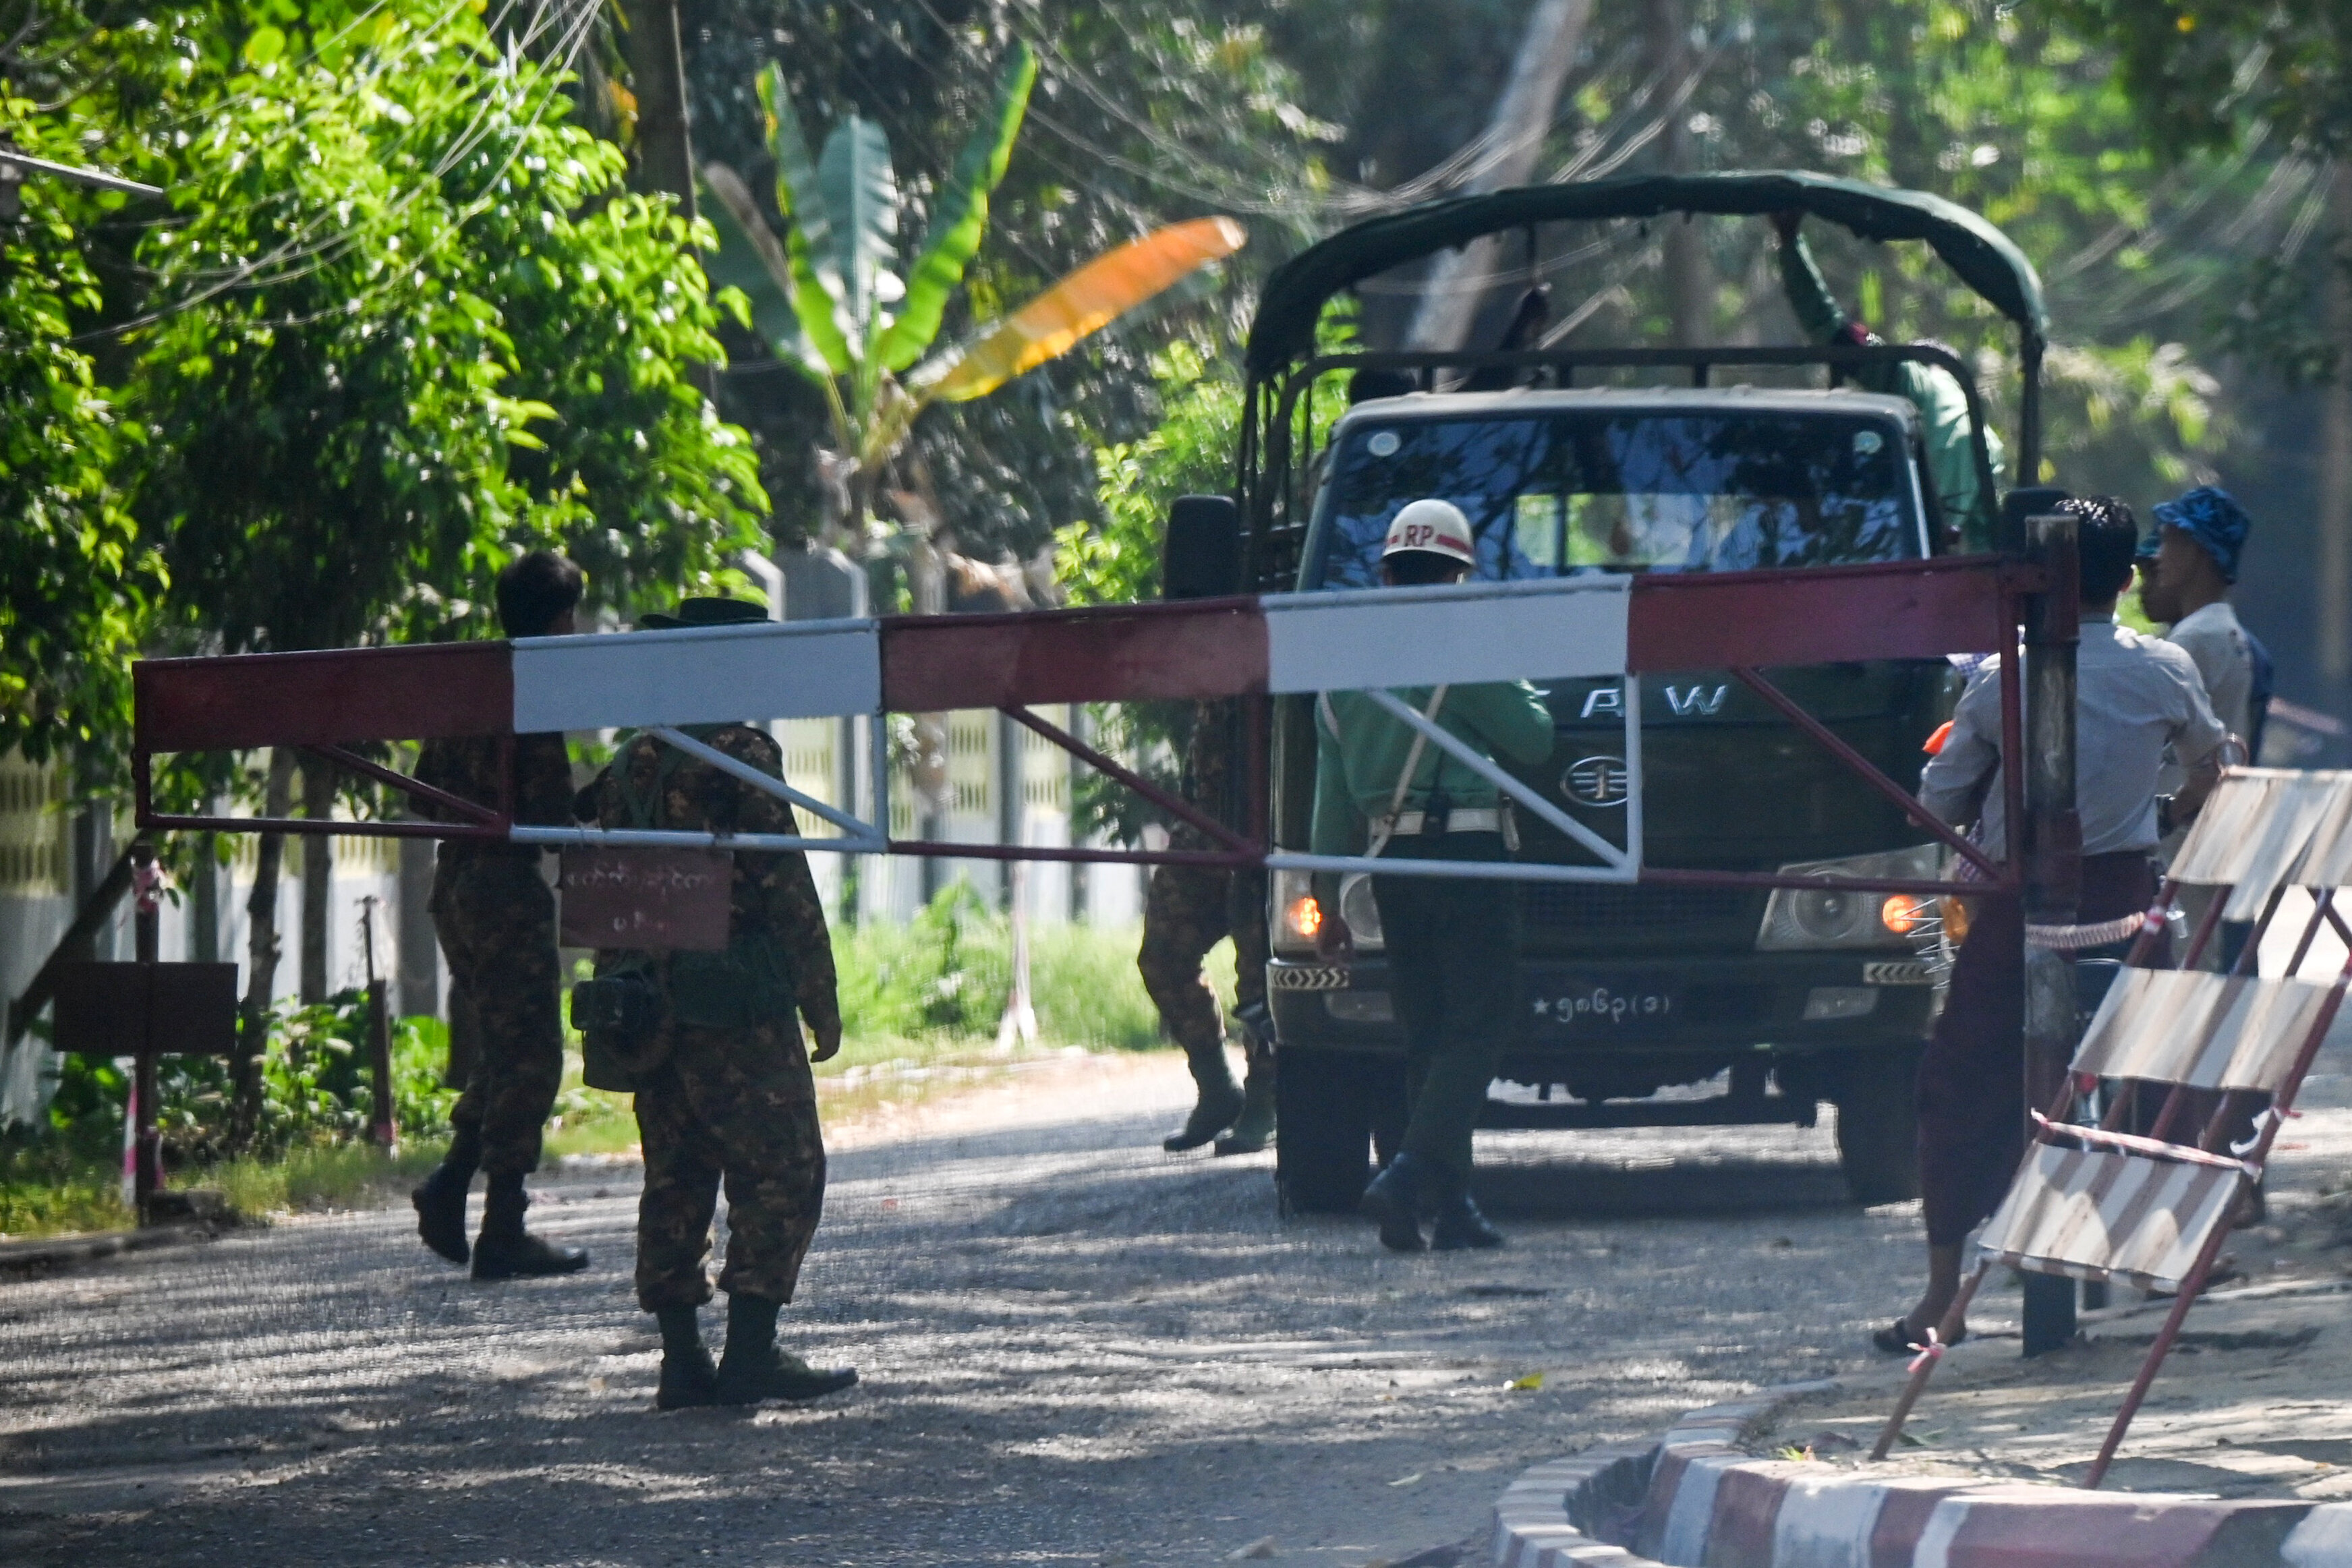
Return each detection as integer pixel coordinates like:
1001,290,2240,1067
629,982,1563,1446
1491,1381,2352,1568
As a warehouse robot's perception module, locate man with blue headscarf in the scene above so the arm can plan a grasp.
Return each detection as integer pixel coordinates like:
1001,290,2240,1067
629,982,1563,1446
2138,485,2264,758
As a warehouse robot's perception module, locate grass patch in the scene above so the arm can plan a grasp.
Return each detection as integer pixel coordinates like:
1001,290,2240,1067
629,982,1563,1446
197,1138,447,1219
0,1151,130,1241
7,902,1228,1232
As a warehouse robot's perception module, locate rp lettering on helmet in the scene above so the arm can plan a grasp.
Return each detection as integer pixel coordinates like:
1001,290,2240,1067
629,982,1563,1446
1380,496,1479,569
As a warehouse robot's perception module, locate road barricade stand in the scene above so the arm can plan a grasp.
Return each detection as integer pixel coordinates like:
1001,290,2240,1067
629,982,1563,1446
1872,767,2352,1484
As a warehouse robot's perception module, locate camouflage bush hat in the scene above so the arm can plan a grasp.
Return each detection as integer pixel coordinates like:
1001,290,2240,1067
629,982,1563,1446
637,596,769,629
2150,486,2251,583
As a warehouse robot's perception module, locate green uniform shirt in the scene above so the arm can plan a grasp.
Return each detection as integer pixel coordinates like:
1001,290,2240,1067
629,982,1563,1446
1309,680,1555,859
1780,233,2005,550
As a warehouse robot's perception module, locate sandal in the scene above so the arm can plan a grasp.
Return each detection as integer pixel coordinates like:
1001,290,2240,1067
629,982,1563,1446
1872,1318,1968,1356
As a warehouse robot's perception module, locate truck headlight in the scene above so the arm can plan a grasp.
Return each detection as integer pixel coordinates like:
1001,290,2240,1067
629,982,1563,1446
1338,873,1384,950
1756,844,1947,951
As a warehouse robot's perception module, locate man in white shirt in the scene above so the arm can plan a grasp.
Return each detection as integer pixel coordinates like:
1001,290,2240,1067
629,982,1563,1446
2139,485,2255,744
1876,496,2226,1355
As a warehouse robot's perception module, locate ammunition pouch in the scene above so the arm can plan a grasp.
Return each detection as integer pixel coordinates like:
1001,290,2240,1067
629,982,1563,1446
571,960,666,1092
666,931,797,1031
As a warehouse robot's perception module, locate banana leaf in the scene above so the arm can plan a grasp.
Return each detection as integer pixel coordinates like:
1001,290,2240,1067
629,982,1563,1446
756,63,853,374
921,217,1246,405
699,163,833,383
873,40,1036,374
818,114,897,355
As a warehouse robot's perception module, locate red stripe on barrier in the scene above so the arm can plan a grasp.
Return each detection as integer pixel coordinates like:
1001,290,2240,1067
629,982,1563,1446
1706,1466,1794,1568
880,598,1268,712
134,642,514,751
1628,557,2027,672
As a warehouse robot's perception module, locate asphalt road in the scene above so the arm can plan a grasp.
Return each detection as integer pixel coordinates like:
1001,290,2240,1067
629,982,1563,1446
0,1057,2065,1568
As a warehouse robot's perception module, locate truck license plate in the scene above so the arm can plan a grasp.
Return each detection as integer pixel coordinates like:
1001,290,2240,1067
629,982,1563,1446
1532,983,1677,1030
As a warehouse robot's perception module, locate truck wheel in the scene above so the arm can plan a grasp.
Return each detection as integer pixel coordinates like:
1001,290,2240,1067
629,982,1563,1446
1834,1047,1922,1207
1277,1047,1375,1215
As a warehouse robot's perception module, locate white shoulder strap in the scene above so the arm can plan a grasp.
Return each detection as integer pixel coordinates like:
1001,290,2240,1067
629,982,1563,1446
1365,685,1448,860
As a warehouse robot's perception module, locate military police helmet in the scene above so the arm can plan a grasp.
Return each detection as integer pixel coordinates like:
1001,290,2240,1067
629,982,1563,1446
1381,498,1477,568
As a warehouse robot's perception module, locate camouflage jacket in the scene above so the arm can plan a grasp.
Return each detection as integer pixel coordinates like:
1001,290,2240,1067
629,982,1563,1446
594,725,840,1038
415,733,575,863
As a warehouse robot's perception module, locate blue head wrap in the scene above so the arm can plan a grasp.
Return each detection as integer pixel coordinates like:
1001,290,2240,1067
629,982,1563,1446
2150,486,2251,583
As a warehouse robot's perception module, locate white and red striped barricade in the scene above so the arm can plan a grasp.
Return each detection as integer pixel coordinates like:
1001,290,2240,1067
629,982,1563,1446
132,555,2044,900
1873,767,2352,1485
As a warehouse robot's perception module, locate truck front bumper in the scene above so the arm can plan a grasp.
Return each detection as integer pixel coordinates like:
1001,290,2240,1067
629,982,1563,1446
1267,951,1939,1055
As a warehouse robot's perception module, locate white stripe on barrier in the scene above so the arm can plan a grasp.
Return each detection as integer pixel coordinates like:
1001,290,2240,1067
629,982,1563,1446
1657,1451,1738,1567
512,618,881,732
1771,1474,1889,1568
1261,576,1630,695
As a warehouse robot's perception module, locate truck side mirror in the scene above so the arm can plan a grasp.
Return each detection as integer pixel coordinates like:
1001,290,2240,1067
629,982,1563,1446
1161,494,1242,601
1998,485,2069,556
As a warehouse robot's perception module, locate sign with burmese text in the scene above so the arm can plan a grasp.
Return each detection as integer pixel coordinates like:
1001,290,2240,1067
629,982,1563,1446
559,847,732,952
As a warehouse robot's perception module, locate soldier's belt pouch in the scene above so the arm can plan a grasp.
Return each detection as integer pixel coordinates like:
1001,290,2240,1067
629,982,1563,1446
666,936,795,1031
572,967,664,1092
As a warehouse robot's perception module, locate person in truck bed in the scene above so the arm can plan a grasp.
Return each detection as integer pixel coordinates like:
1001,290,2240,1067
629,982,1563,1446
1774,210,2003,549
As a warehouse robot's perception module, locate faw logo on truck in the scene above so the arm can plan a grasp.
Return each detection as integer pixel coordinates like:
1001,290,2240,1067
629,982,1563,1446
1561,755,1630,807
1576,684,1728,718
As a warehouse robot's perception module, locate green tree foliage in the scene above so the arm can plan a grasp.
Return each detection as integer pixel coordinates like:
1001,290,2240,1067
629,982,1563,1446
685,0,1337,554
705,43,1242,548
2047,0,2352,159
0,29,167,765
130,1,763,655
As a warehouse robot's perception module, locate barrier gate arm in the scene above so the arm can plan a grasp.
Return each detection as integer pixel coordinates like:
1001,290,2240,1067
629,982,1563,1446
130,554,2043,895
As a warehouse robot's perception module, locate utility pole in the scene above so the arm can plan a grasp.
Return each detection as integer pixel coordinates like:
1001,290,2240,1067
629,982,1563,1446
1648,0,1713,345
2317,167,2352,714
1404,0,1595,351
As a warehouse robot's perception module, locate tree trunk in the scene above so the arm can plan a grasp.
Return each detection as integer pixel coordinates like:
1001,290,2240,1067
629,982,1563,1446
299,753,333,1004
2318,165,2352,699
1404,0,1595,351
1648,0,1713,346
233,749,296,1149
624,0,695,223
905,528,952,904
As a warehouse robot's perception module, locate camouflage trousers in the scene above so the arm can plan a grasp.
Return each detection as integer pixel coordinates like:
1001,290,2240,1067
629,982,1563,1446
633,1019,826,1311
1138,865,1269,1057
432,854,565,1178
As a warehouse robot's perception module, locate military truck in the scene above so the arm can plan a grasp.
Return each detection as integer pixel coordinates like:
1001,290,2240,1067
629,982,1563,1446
1164,173,2053,1215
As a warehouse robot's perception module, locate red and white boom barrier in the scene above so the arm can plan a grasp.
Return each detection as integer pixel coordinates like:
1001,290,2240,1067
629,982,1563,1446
133,556,2038,888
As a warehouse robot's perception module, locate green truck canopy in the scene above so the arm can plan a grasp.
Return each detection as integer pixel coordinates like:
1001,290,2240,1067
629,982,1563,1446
1244,171,2046,380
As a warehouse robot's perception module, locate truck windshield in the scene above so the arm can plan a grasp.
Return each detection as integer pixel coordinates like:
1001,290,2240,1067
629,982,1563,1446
1309,409,1924,589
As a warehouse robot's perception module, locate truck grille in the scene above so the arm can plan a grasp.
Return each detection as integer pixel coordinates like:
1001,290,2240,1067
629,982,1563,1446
1520,883,1761,944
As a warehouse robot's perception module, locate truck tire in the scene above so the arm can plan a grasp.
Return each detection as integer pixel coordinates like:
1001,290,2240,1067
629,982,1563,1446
1276,1047,1375,1215
1834,1046,1923,1207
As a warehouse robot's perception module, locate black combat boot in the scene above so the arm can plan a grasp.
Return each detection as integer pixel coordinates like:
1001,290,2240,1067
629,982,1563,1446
471,1173,590,1281
1357,1151,1433,1252
1163,1043,1246,1152
714,1294,858,1405
411,1154,476,1265
654,1306,720,1410
1213,1043,1276,1157
1430,1170,1507,1252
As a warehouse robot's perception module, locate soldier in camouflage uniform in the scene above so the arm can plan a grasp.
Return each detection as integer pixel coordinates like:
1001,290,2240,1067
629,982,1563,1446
409,551,591,1281
1140,699,1276,1155
594,596,856,1410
